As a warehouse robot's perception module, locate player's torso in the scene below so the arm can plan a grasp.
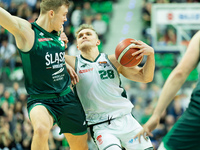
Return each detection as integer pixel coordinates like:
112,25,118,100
18,22,70,95
75,53,133,125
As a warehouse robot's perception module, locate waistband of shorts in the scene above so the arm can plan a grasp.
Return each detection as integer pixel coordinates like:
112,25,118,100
87,113,131,127
29,86,71,99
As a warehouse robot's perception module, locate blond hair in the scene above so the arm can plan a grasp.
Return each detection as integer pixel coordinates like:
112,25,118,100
75,24,98,38
40,0,70,14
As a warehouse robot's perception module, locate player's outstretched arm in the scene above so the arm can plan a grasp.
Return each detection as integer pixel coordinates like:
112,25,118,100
0,7,33,51
135,30,200,142
0,7,29,35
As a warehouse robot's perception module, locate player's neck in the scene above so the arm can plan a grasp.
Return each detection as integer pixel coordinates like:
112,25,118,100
81,48,99,62
36,15,53,33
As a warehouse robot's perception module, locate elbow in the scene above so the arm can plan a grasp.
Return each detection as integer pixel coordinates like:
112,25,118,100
143,76,153,83
143,72,154,83
173,69,185,79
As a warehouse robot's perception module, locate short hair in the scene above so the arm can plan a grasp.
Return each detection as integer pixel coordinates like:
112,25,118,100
40,0,70,14
75,24,98,38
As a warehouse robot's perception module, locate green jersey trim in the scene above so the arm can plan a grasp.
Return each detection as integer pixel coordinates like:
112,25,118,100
80,53,101,62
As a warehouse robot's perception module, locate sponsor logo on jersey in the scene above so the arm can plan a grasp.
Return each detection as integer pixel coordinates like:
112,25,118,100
52,67,64,76
98,61,110,68
39,32,44,36
45,52,65,66
79,68,93,73
97,135,103,145
81,64,88,68
38,38,53,42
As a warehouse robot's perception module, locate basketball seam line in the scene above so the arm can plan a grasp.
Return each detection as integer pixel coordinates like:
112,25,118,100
117,43,136,64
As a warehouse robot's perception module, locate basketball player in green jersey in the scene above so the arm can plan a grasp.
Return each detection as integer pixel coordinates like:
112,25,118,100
135,31,200,149
65,24,155,150
0,1,88,150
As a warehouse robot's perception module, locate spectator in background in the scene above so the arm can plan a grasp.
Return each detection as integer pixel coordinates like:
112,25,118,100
167,98,184,121
141,1,151,44
0,121,14,149
13,101,24,123
28,12,39,23
82,2,96,22
0,83,5,98
26,0,37,9
92,13,108,44
12,82,21,101
0,27,8,46
7,2,18,16
32,1,40,14
13,122,23,150
1,0,12,8
0,36,17,73
17,2,32,20
71,5,83,30
22,121,32,150
12,0,26,6
64,25,75,48
67,39,80,56
137,83,151,107
1,90,15,110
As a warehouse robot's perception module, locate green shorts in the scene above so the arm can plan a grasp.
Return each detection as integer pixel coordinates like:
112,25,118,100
163,101,200,150
27,89,87,135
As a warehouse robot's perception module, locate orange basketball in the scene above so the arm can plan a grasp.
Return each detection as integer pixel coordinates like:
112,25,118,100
115,38,143,67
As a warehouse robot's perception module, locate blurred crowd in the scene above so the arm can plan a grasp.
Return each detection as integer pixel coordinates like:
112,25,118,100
0,0,199,150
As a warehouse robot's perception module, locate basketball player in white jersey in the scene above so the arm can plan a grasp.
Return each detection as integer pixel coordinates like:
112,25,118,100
64,24,155,150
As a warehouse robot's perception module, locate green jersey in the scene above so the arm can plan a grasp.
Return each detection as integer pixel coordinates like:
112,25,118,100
191,80,200,108
18,22,70,95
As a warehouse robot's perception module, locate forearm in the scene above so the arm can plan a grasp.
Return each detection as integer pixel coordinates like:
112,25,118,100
153,69,187,116
141,54,155,82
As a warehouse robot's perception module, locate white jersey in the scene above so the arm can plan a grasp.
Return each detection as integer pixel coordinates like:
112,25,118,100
75,53,134,125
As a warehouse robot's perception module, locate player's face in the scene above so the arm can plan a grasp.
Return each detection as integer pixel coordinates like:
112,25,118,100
52,5,68,31
77,29,99,50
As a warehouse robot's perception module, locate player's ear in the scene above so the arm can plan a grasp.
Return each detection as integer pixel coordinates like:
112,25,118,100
96,39,100,46
49,10,54,18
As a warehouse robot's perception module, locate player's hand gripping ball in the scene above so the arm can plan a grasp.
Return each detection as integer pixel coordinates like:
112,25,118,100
115,38,143,67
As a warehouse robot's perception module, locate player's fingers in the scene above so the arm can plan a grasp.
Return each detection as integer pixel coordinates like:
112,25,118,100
130,39,137,43
138,134,141,143
74,73,79,83
130,44,142,49
143,132,147,141
71,78,75,85
137,40,146,45
134,131,144,143
136,54,143,59
146,131,153,137
65,43,68,49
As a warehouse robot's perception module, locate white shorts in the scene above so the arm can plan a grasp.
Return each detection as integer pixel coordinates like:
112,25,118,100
91,113,153,150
